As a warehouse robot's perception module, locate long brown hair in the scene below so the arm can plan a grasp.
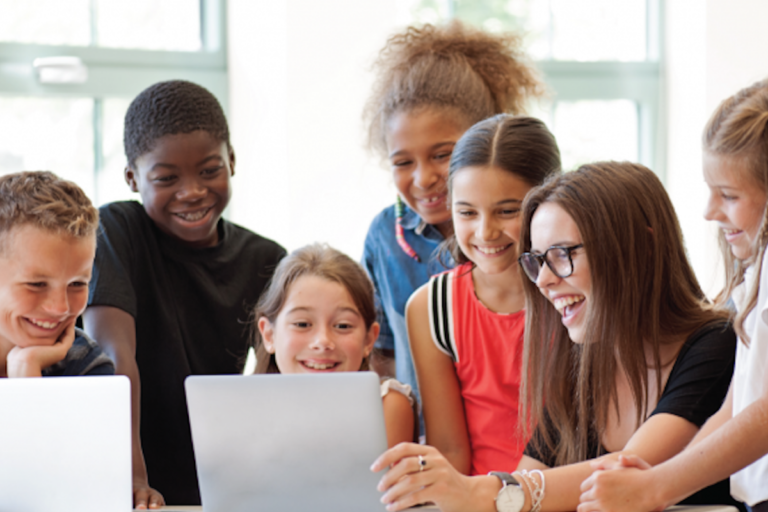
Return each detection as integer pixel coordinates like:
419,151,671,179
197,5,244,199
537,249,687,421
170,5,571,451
703,78,768,343
249,244,377,374
519,161,728,466
440,114,561,265
364,21,543,158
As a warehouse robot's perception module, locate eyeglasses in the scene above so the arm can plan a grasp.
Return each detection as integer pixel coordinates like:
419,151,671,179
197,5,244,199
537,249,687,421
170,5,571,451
518,244,583,283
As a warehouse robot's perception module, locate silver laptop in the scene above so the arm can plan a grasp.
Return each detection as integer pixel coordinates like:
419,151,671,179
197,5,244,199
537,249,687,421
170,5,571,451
0,376,132,512
186,372,388,512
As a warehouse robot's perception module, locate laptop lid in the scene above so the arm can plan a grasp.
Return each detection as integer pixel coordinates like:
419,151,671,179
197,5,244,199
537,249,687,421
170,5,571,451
0,376,132,512
186,372,388,512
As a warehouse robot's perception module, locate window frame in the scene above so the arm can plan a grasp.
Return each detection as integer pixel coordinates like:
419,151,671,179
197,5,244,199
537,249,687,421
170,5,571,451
0,0,228,204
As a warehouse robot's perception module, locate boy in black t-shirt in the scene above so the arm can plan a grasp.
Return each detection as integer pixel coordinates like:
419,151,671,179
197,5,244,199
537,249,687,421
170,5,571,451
84,81,285,508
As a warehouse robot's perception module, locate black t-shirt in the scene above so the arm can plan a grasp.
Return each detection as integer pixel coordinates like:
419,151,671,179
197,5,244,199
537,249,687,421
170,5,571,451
88,201,285,505
526,321,743,509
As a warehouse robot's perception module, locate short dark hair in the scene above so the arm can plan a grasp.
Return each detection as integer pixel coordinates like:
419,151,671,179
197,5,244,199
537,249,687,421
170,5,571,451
124,80,231,167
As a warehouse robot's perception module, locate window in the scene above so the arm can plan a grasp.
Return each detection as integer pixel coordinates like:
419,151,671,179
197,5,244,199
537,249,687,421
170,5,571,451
404,0,663,174
0,0,228,205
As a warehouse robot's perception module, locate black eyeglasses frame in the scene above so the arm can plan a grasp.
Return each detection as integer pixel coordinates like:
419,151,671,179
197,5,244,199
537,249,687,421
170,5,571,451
518,243,584,283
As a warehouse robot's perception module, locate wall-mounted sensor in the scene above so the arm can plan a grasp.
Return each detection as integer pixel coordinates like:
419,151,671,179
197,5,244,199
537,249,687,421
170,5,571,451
32,56,88,84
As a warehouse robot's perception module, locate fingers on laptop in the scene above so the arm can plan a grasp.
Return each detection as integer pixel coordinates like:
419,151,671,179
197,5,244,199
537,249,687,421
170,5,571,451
133,483,165,510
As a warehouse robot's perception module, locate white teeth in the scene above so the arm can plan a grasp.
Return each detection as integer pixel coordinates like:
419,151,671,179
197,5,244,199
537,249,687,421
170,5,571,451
723,228,741,235
477,245,509,255
30,319,59,329
303,361,336,370
553,295,585,313
421,195,444,204
175,209,209,221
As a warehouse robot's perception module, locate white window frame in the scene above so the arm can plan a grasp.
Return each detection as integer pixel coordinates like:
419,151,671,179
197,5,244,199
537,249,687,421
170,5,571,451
0,0,228,203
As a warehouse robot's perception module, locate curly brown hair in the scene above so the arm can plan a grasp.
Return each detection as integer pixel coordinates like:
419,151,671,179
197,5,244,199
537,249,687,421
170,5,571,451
364,20,544,157
0,171,98,253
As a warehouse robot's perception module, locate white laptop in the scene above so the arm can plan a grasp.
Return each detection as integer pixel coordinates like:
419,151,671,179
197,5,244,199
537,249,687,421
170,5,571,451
185,372,389,512
0,376,132,512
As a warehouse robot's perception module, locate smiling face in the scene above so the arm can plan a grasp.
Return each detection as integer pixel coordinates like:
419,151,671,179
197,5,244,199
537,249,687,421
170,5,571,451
125,130,234,248
703,152,767,261
452,166,533,275
0,225,95,353
530,202,591,343
385,109,467,234
258,275,379,374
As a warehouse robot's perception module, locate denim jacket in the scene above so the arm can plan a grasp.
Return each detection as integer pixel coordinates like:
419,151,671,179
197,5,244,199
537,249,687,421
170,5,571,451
362,203,452,404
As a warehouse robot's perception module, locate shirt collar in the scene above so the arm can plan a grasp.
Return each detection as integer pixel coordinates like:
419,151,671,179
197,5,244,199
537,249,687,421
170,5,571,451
400,204,422,231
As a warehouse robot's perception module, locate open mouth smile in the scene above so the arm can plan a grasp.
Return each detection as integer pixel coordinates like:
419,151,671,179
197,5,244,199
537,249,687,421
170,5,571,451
25,318,62,331
475,244,513,256
300,360,341,371
173,206,213,223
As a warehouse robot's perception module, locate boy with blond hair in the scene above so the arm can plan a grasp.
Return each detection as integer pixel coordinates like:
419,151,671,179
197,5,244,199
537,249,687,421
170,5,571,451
0,171,114,378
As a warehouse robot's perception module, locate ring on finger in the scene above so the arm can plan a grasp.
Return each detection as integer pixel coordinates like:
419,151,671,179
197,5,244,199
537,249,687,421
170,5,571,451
418,455,427,472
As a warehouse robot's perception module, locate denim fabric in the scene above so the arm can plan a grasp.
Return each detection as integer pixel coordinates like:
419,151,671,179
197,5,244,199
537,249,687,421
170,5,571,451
362,203,452,404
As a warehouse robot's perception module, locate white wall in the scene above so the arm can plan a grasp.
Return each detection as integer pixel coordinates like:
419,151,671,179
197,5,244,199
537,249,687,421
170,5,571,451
666,0,768,297
227,0,409,259
228,0,768,290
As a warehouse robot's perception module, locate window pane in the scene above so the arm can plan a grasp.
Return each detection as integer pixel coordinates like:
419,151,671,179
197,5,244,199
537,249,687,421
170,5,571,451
406,0,648,62
0,97,94,199
97,98,136,205
551,100,638,171
0,0,91,46
95,0,202,51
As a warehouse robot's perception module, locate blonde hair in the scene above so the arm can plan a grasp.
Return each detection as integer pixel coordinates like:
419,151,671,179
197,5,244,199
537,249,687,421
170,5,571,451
703,78,768,343
0,171,98,253
364,21,543,157
250,244,376,374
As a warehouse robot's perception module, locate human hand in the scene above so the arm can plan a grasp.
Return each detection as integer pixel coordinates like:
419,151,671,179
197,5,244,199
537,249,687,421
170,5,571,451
370,443,498,512
6,321,76,377
590,453,653,472
133,478,165,510
578,462,665,512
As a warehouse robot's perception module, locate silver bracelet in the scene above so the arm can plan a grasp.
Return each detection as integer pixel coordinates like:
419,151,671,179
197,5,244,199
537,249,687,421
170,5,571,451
514,469,545,512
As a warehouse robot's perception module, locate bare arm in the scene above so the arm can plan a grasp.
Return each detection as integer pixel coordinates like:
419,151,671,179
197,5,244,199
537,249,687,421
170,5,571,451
579,383,768,512
407,285,471,474
383,390,416,448
83,306,164,510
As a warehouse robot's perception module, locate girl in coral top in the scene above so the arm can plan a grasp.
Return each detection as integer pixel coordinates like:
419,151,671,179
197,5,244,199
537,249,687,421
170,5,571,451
405,114,560,475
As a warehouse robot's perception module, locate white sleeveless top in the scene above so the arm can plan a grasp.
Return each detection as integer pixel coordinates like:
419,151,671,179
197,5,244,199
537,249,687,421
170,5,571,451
731,249,768,505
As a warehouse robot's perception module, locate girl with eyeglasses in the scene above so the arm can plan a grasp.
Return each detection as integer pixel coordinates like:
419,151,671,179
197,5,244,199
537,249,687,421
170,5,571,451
372,161,742,512
580,80,768,512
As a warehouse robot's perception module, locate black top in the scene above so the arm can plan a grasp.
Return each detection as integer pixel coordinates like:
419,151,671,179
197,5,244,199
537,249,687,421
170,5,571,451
526,321,744,509
88,201,285,505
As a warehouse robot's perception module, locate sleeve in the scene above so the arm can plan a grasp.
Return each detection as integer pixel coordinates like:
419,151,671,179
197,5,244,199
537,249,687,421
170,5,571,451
650,322,737,427
88,205,138,318
363,224,395,352
59,332,116,376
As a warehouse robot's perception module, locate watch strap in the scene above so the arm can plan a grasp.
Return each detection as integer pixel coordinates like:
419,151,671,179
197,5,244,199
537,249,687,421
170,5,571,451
488,471,520,488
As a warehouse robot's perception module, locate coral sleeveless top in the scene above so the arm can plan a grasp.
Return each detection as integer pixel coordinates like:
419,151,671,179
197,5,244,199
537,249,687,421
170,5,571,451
428,263,528,475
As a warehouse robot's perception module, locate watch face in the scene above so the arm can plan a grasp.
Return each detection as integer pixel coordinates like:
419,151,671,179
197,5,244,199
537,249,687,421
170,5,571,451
496,484,525,512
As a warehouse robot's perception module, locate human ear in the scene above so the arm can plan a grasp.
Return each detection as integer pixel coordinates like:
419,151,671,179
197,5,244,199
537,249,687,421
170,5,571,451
124,167,139,192
228,147,236,177
363,322,380,357
257,317,275,354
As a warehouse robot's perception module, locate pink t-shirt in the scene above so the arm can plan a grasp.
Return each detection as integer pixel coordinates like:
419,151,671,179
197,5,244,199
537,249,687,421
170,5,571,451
428,262,527,475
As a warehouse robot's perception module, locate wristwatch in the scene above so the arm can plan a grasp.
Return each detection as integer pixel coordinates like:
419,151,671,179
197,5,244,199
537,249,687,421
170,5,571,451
489,471,525,512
